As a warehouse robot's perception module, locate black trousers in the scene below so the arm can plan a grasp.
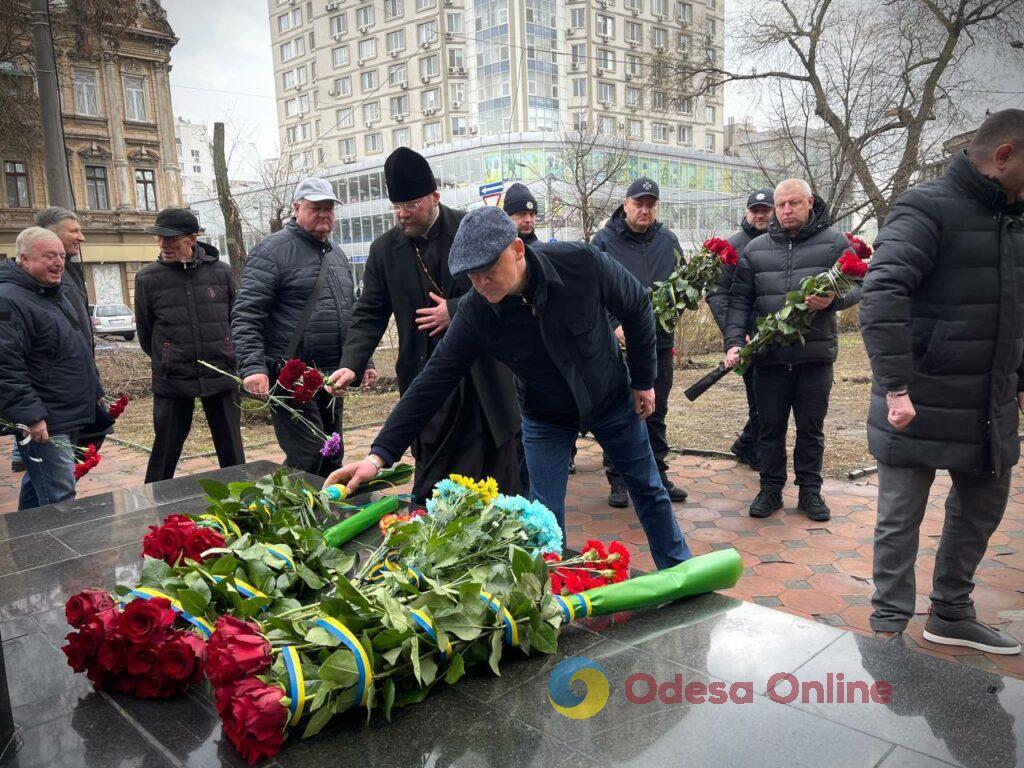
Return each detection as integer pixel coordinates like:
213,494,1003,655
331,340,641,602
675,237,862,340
271,388,344,477
753,361,833,493
732,368,760,456
146,390,246,483
606,347,674,487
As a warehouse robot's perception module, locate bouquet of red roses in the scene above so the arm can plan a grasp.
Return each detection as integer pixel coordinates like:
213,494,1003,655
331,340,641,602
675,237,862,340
544,539,631,594
142,514,226,566
650,237,740,334
61,589,206,698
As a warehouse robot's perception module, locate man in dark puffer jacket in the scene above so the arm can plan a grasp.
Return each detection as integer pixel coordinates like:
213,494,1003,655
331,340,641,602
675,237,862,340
706,188,774,470
861,110,1024,655
592,177,688,507
233,178,366,476
725,179,861,520
136,208,245,482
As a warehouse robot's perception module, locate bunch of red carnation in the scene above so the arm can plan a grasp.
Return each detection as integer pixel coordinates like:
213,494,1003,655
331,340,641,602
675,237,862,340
74,443,101,479
276,358,324,404
142,514,225,566
837,250,869,279
844,232,873,262
703,237,739,266
206,616,286,765
107,394,130,420
546,539,631,595
61,589,206,698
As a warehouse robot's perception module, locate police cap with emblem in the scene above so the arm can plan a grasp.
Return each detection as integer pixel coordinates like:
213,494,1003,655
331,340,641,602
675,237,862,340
626,177,660,200
502,182,538,216
746,188,774,209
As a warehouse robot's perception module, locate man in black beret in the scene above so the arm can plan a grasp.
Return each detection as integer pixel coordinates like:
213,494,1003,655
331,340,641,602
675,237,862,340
502,182,539,245
328,148,521,502
325,206,692,570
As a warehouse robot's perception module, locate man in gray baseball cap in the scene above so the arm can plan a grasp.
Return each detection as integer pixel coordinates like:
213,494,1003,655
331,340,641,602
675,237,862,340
324,206,693,571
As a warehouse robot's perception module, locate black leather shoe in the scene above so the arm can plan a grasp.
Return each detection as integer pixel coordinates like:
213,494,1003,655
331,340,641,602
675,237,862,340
749,489,783,518
663,480,688,503
798,490,831,521
730,443,762,471
608,486,630,508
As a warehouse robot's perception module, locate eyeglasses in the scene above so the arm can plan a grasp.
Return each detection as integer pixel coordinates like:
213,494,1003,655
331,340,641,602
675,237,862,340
391,199,425,213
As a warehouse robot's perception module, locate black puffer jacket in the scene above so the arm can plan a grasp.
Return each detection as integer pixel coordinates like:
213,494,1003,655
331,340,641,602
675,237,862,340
706,218,761,334
861,151,1024,475
725,197,860,365
232,219,356,377
135,242,237,398
592,206,682,350
0,259,100,434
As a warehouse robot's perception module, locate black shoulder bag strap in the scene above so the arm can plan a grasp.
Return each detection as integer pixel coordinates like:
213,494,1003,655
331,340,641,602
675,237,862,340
283,251,331,362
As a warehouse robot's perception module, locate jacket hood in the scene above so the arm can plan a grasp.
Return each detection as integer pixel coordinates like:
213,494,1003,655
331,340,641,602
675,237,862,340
768,194,831,244
740,217,762,239
0,257,62,296
605,205,664,242
946,150,1021,213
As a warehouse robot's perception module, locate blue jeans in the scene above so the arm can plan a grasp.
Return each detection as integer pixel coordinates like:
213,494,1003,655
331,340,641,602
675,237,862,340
520,393,691,569
16,434,77,510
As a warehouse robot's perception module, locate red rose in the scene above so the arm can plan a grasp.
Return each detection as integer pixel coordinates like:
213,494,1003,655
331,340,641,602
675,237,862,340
184,527,225,562
78,607,118,653
96,635,128,672
277,358,307,390
844,232,873,261
133,674,169,699
126,640,161,676
65,588,115,629
86,664,114,690
155,518,198,564
158,633,202,681
206,616,272,687
117,597,177,644
181,632,208,684
704,237,739,266
62,631,95,673
216,677,287,765
141,529,164,560
837,250,869,279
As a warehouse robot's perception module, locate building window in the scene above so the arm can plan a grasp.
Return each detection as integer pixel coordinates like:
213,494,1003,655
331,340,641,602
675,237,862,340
360,70,379,92
625,53,641,77
678,33,691,55
572,112,587,131
597,48,614,71
282,66,307,89
362,101,381,123
599,115,616,135
123,75,147,121
653,0,668,16
386,28,406,54
383,0,402,20
358,38,377,61
570,8,585,28
678,96,694,114
285,95,309,116
280,37,305,62
415,0,435,10
627,119,643,140
451,116,468,136
192,164,201,173
329,13,347,37
625,86,641,108
421,88,439,111
393,127,411,147
677,2,692,23
355,5,374,28
571,78,586,97
652,27,668,49
278,7,301,33
678,125,692,145
135,169,157,211
447,48,464,69
190,149,200,160
652,122,669,142
705,105,716,124
390,94,409,117
449,81,465,103
365,132,382,153
419,54,439,79
336,107,354,127
625,21,641,44
3,161,29,208
652,90,666,110
73,69,100,116
571,43,586,66
705,133,716,152
389,63,407,86
85,165,109,210
338,137,355,157
706,19,717,38
332,76,352,97
417,20,437,46
446,12,463,32
596,14,613,37
332,45,350,68
625,0,642,10
597,81,615,104
423,121,441,145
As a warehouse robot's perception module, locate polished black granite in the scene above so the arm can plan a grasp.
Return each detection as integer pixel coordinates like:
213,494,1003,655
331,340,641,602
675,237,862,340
1,462,1021,768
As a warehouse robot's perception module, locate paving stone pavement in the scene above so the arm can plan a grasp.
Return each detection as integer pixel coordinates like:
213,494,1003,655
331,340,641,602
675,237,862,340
1,426,1021,680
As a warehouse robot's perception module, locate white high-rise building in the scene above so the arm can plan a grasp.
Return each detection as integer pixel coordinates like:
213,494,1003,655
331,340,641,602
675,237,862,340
174,117,219,202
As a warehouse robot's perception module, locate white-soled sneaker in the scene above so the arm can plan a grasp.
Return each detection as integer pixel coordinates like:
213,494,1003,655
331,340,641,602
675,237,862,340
923,615,1021,655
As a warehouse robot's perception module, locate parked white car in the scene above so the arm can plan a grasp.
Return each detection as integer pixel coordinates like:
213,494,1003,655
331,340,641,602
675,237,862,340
90,303,136,340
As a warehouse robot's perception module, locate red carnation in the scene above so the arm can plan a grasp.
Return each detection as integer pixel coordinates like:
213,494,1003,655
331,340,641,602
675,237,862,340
583,539,608,561
107,394,130,420
206,616,272,687
276,358,307,390
837,250,869,279
292,368,324,404
844,232,873,262
184,526,225,562
117,597,177,644
216,677,288,765
65,588,115,629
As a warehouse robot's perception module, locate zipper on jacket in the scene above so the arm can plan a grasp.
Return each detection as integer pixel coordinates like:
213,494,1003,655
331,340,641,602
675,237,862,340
163,341,172,372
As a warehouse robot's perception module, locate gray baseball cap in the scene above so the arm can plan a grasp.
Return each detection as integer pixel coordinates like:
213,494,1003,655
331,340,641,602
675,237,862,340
292,177,339,203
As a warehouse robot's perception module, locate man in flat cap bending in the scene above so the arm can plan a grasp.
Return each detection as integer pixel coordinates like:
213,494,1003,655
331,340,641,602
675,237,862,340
325,206,691,569
327,147,521,503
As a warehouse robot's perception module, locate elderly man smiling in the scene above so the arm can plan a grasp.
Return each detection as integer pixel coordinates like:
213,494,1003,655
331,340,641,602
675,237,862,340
0,227,102,509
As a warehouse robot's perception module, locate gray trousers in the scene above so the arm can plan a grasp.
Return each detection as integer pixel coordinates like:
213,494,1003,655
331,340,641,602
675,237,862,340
870,462,1012,632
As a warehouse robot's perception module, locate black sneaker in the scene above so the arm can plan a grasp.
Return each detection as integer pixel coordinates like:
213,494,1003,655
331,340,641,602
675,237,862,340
798,490,831,521
730,442,760,470
663,480,688,503
11,458,25,473
749,489,782,518
608,485,629,508
568,459,576,475
923,614,1021,655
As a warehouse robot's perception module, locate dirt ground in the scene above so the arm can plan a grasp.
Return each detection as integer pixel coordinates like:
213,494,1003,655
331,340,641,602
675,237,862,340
108,334,875,475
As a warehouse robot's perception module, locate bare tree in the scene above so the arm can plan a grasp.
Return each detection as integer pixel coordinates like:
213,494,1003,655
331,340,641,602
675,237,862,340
662,0,1024,225
554,126,634,241
213,122,246,282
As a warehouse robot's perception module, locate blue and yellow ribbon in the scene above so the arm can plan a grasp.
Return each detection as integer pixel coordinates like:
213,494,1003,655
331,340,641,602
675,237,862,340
121,587,214,638
281,646,307,726
313,617,373,706
479,590,520,647
197,513,242,540
554,593,592,623
210,575,269,609
409,609,452,663
264,544,297,572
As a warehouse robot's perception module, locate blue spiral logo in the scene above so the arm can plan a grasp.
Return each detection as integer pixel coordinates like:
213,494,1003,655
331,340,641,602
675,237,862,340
547,657,610,719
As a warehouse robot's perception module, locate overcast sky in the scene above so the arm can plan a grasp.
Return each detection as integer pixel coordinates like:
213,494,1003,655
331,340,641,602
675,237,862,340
163,0,278,174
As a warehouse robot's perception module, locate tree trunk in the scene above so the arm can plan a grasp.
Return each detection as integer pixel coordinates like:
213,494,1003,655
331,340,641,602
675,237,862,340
213,121,246,283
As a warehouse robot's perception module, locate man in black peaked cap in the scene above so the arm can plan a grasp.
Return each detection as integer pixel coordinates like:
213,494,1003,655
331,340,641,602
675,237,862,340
327,147,521,502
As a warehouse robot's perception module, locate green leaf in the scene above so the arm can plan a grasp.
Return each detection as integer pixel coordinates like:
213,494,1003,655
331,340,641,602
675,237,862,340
382,679,396,721
198,479,230,500
177,586,209,618
296,564,325,590
419,654,437,687
529,622,558,654
302,702,334,739
305,626,341,647
444,653,466,684
140,556,171,585
410,634,422,685
380,646,403,665
488,628,503,676
318,649,361,687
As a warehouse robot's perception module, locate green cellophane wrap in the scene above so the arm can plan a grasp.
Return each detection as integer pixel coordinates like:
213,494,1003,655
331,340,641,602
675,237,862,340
322,496,400,547
571,548,743,618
